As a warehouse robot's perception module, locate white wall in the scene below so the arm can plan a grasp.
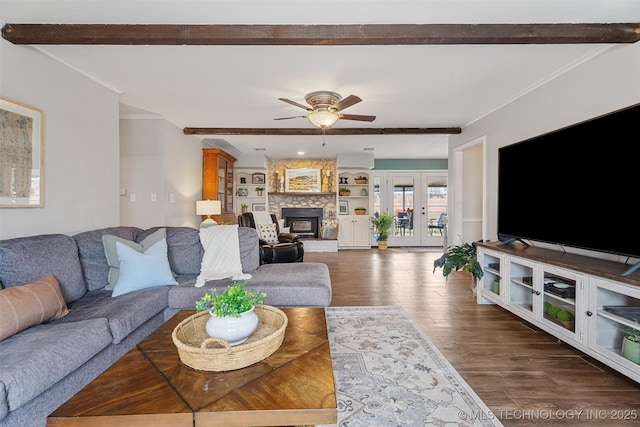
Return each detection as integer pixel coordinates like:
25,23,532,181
448,42,640,261
119,116,203,229
0,39,120,239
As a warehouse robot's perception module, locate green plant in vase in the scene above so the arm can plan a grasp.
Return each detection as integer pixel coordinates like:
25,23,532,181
196,274,267,345
433,241,484,293
370,212,393,249
196,275,266,318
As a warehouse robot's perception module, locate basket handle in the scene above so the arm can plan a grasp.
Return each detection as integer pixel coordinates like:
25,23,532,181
200,337,232,350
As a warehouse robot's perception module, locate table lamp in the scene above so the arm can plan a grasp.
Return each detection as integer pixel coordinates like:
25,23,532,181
196,200,221,228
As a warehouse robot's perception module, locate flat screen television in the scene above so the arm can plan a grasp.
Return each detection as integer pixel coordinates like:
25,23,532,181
497,103,639,275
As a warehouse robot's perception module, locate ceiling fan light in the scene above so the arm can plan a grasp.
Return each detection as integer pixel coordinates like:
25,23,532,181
308,110,339,128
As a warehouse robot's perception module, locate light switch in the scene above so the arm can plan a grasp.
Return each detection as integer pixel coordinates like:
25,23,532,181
151,194,157,202
130,194,136,203
169,193,175,203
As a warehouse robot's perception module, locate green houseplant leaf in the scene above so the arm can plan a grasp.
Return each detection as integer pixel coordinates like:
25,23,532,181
370,212,394,241
433,242,484,280
196,275,266,318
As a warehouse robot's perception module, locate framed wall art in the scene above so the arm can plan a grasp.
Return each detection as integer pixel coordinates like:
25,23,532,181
1,98,44,207
338,200,349,215
285,168,321,193
252,173,265,184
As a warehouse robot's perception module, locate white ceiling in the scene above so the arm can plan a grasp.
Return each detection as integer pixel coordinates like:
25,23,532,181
2,1,639,159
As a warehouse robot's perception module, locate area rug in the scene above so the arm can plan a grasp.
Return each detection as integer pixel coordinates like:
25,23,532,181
323,306,502,426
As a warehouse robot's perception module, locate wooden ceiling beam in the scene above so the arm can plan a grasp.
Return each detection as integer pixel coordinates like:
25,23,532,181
3,23,640,45
183,127,462,136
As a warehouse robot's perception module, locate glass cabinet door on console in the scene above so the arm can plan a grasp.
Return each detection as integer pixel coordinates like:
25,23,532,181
589,278,640,369
507,257,538,319
540,265,584,343
478,250,502,304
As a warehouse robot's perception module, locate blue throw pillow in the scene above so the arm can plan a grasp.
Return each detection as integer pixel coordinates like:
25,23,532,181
111,238,178,297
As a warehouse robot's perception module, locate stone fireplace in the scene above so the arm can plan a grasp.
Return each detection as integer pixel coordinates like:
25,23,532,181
281,208,324,238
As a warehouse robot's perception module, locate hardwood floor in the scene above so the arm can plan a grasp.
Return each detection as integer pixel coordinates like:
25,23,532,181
305,248,640,426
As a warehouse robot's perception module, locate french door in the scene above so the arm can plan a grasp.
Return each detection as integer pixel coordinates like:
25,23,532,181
372,171,448,247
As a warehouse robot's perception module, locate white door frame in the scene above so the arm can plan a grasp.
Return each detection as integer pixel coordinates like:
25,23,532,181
373,170,448,247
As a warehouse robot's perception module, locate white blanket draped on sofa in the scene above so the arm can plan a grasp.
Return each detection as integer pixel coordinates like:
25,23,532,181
195,225,243,287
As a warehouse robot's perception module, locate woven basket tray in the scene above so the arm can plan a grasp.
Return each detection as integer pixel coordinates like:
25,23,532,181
172,305,288,372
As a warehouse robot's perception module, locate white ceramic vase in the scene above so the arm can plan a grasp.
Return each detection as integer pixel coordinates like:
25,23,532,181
206,307,259,346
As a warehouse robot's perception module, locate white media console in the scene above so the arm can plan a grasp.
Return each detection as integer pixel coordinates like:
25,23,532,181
476,241,640,383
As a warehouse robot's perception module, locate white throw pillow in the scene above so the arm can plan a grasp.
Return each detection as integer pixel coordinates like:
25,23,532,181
102,228,168,291
111,238,178,297
257,223,279,244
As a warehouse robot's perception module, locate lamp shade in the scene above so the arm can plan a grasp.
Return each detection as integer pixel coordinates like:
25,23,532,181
308,110,339,128
196,200,221,216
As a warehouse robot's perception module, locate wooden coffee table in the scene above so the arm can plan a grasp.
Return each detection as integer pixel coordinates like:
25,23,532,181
47,308,337,427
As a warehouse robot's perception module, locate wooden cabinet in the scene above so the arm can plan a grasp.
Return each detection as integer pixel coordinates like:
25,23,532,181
476,242,640,383
338,215,371,249
202,149,237,215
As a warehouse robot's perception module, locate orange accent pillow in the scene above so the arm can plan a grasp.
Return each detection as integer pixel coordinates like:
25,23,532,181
0,274,70,341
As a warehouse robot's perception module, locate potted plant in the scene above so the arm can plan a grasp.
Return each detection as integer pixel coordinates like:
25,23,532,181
354,207,367,215
355,176,368,184
339,187,351,196
241,203,249,213
255,187,264,196
370,212,393,250
195,274,266,345
433,241,484,293
621,325,640,364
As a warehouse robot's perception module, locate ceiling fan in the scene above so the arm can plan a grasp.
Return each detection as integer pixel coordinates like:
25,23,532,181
275,91,376,129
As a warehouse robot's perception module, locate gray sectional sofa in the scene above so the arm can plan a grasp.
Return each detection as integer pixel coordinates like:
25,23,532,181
0,225,331,427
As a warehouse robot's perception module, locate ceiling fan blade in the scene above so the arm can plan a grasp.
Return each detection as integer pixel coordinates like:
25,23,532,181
339,113,376,122
333,95,362,111
274,115,307,120
278,98,313,111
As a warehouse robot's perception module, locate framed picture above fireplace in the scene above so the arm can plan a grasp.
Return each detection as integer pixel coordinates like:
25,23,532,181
285,168,321,193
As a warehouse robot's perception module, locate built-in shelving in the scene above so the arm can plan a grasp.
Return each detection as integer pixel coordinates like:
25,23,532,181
234,168,268,216
337,170,370,248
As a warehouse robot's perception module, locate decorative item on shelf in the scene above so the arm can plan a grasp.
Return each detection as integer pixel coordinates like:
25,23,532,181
355,176,368,184
252,173,265,184
255,187,264,196
322,170,330,192
339,187,351,196
241,203,249,213
621,325,640,364
196,200,221,228
240,177,247,184
195,274,266,346
237,188,248,197
361,188,368,196
278,175,285,192
339,200,348,215
433,241,484,294
339,177,348,185
542,303,575,329
354,207,367,215
370,211,393,250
